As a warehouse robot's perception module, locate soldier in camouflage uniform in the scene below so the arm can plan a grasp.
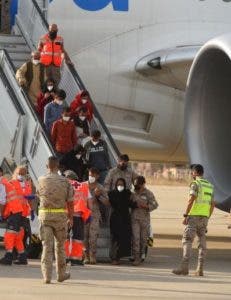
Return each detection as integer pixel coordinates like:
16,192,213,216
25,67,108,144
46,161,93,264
37,157,74,284
104,154,138,192
84,167,109,264
131,176,158,266
172,164,215,276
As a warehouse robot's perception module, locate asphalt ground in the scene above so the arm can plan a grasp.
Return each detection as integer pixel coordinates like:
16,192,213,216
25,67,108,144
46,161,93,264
0,186,230,299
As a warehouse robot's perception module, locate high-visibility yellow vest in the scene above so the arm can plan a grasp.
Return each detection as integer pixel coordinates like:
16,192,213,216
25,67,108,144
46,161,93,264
189,178,214,217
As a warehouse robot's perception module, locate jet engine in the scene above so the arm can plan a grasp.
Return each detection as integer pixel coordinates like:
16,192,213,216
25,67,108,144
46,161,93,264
185,33,231,212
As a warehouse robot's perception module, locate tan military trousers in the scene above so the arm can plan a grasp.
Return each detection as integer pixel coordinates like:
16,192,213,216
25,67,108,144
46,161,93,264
182,216,208,265
84,216,100,256
40,218,67,281
132,217,149,259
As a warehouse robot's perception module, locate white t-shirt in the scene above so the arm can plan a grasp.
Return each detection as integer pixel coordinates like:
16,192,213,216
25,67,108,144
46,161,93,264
0,177,6,206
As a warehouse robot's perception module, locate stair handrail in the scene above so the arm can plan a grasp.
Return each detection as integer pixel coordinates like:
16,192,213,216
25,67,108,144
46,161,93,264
1,49,55,157
16,0,120,165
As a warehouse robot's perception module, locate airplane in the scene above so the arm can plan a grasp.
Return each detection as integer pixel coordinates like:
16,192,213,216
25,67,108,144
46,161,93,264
38,0,231,211
3,0,231,212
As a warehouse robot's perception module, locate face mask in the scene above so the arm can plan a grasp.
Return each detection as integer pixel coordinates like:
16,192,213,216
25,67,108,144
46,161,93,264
92,141,99,146
49,31,57,40
47,85,53,91
79,116,86,121
81,99,87,104
88,176,96,184
63,116,70,122
56,100,63,106
117,185,124,192
32,59,40,65
76,154,81,160
17,175,25,182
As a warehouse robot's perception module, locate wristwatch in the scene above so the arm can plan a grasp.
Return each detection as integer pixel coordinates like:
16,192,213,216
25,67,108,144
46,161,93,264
183,214,188,218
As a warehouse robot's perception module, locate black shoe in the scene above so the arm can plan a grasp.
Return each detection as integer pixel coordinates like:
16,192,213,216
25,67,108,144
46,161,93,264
0,252,13,265
71,259,84,266
14,253,28,265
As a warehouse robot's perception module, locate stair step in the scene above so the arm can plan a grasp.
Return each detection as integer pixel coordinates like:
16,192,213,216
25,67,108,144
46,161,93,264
0,44,30,53
9,52,30,61
97,248,110,260
99,227,110,238
11,60,26,69
97,237,110,248
0,34,26,45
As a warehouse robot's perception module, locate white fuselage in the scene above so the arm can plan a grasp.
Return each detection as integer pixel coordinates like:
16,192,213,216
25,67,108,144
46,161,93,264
48,0,231,162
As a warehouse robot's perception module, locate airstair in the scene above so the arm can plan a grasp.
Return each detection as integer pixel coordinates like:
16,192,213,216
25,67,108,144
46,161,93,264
0,0,120,260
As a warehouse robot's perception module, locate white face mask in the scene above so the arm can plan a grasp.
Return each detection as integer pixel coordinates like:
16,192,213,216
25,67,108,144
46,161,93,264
63,116,70,122
17,175,25,182
79,116,86,121
32,59,40,65
76,154,81,159
88,176,96,184
47,85,54,91
81,99,87,104
92,141,99,146
117,185,124,192
56,100,63,106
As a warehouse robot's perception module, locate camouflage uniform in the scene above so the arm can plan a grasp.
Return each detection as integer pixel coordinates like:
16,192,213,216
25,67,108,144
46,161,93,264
104,165,138,192
182,182,213,267
84,183,108,259
37,172,74,282
131,188,158,259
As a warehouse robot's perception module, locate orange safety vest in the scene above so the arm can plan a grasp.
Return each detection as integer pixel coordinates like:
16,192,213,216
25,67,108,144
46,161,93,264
40,34,63,67
1,178,23,218
70,180,91,223
65,239,84,261
10,180,32,217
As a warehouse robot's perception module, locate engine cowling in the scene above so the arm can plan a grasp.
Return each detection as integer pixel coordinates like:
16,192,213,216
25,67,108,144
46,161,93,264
185,33,231,212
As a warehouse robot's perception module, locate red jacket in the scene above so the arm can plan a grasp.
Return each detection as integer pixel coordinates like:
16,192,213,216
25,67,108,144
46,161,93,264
51,119,77,154
36,92,54,120
70,91,93,121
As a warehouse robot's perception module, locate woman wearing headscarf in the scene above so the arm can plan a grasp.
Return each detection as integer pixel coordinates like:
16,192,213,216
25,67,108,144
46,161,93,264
108,177,137,264
36,78,56,120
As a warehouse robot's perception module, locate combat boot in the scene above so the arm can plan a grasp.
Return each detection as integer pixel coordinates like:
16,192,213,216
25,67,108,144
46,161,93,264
84,254,90,264
132,256,141,266
43,279,51,284
14,253,28,265
57,272,71,282
194,262,204,276
172,262,189,275
89,254,96,265
0,252,13,265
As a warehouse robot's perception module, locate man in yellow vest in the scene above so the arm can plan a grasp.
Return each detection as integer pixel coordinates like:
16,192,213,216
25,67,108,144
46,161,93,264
172,164,215,276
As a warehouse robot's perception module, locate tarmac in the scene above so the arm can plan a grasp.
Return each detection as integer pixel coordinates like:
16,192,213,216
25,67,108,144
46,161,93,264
0,185,231,300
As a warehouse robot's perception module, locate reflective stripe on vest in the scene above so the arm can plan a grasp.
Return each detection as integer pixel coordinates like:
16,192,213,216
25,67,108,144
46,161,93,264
189,178,214,217
39,208,66,213
40,34,63,67
69,180,91,222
